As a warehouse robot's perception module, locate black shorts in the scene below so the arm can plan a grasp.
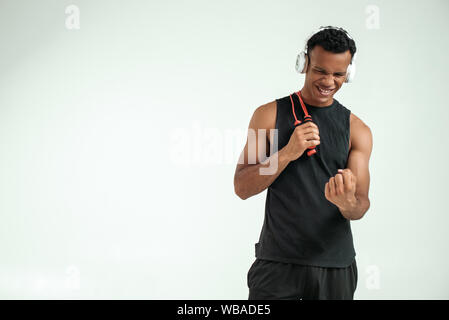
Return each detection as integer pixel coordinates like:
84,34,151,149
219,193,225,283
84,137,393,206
247,258,358,300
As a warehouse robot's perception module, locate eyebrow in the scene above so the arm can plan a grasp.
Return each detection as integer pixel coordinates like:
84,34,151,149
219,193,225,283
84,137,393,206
313,66,346,74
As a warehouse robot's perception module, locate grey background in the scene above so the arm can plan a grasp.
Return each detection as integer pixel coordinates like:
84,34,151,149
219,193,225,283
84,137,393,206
0,0,448,299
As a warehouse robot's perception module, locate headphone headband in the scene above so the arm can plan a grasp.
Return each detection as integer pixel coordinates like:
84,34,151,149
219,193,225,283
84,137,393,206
304,26,355,57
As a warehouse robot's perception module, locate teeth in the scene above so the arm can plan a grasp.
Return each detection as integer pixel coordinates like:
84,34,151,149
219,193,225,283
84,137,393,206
318,87,333,94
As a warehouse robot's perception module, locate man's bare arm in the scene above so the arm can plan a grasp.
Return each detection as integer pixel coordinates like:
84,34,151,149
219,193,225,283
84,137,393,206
234,148,293,200
338,114,373,220
234,101,287,200
234,101,321,200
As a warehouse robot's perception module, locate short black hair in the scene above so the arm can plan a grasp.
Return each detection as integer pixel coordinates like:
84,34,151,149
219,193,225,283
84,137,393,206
306,26,356,61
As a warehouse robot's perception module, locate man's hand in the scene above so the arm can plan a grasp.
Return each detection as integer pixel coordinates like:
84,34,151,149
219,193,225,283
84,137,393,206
283,122,320,162
324,168,357,216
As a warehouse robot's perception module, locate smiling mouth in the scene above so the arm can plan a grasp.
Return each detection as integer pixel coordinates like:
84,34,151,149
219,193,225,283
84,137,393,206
316,86,335,96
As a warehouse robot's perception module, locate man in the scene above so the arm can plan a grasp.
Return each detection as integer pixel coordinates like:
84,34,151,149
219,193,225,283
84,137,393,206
234,26,373,300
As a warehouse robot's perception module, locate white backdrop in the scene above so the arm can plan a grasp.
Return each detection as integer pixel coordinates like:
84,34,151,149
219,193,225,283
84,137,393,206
0,0,448,299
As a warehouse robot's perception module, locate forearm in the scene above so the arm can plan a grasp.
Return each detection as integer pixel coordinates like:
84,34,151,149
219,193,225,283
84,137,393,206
338,196,370,220
234,147,291,200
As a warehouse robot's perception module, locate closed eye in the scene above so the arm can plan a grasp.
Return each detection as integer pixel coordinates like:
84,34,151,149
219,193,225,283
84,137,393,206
314,69,345,77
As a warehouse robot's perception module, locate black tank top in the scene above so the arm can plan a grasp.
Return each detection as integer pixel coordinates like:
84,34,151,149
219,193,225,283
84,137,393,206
254,93,356,268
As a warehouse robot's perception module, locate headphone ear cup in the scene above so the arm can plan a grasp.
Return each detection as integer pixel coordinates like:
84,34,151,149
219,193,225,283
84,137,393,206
345,62,356,83
295,51,307,73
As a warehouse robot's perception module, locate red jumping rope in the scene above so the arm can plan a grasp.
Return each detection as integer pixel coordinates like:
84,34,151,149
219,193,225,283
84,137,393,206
289,90,317,156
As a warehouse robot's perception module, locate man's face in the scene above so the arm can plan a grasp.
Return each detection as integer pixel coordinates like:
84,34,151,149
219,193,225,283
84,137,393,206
302,45,352,106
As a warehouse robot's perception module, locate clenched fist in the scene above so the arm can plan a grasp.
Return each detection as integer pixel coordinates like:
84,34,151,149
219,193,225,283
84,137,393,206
324,168,357,211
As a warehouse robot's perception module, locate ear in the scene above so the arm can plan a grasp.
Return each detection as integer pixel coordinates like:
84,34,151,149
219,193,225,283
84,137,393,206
303,54,309,73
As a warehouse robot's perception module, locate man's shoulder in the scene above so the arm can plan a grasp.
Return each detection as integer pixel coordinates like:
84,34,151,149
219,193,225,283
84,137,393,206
255,93,292,119
349,112,372,151
350,112,369,129
253,100,277,129
252,92,297,130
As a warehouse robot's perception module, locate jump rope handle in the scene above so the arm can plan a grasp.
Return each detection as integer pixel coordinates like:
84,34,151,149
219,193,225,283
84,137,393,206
301,115,317,156
291,92,317,157
294,117,317,156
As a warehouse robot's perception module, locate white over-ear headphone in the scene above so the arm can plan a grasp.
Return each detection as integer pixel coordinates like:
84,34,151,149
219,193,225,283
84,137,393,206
295,26,357,83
